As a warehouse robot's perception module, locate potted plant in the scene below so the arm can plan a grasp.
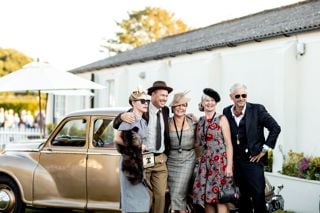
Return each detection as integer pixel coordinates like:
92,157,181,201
265,148,320,212
281,150,320,181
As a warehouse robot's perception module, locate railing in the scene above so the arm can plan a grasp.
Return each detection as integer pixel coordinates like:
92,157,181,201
0,128,42,145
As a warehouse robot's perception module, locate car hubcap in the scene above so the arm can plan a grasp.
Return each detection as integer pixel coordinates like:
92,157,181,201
0,188,15,212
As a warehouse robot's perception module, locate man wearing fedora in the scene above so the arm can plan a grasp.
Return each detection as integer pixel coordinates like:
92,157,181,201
113,80,173,213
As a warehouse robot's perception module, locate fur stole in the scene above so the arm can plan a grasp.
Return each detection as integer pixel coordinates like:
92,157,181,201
116,127,143,185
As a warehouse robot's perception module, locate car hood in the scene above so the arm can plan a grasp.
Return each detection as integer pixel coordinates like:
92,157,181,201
1,139,46,152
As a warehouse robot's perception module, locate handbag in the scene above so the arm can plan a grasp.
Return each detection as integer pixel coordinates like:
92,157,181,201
219,178,240,204
142,152,155,168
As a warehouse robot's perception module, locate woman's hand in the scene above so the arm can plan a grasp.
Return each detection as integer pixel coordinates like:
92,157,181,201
225,164,233,177
114,130,124,146
141,144,147,152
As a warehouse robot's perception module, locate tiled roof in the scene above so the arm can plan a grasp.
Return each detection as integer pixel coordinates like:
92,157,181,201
70,0,320,74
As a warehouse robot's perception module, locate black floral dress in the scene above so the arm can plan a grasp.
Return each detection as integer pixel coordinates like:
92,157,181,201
193,114,232,206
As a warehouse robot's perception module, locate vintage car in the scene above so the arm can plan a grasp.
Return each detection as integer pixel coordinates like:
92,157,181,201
0,108,127,213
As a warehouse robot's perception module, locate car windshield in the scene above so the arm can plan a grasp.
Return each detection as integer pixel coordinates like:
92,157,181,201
51,119,87,147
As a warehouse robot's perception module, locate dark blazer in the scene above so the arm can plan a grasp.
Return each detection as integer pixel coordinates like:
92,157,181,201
113,106,171,154
223,102,281,156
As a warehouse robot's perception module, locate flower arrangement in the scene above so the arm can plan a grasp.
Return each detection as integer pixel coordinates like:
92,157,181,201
281,149,320,181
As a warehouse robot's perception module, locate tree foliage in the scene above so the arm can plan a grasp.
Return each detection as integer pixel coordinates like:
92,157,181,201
102,7,190,54
0,48,34,108
0,48,32,77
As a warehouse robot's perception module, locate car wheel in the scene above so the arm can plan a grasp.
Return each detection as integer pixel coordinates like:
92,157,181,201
0,175,25,213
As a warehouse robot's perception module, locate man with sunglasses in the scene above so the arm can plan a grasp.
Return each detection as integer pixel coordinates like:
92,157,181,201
113,81,173,213
223,83,281,213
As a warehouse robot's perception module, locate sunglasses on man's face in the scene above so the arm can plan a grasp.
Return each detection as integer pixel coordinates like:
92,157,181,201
234,94,247,99
134,99,150,104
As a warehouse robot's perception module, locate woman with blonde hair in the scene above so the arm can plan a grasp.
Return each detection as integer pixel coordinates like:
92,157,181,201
114,87,151,213
193,88,233,213
167,92,197,213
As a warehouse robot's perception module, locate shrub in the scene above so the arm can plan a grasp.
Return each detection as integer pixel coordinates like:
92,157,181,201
281,150,320,181
0,94,46,114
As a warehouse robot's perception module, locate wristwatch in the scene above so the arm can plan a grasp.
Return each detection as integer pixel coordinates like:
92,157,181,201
262,146,268,154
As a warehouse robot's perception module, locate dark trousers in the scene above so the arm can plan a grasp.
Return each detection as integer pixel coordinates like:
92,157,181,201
234,160,266,213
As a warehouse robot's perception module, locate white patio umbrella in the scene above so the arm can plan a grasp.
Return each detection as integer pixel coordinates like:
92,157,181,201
43,89,94,96
0,61,104,91
0,61,105,135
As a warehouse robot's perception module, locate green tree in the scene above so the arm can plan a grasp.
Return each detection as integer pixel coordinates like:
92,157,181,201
102,7,190,54
0,48,36,112
0,48,32,77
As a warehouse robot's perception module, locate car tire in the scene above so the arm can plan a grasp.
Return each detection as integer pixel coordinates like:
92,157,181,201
0,175,26,213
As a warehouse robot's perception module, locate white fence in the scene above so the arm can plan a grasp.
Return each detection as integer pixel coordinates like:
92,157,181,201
0,128,42,145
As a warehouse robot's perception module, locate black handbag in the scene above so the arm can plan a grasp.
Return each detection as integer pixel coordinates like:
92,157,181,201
219,179,240,204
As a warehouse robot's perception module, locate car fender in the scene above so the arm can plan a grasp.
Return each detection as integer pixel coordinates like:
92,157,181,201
0,151,40,204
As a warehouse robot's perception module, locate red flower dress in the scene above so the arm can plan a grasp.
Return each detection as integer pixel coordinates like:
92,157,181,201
193,114,232,206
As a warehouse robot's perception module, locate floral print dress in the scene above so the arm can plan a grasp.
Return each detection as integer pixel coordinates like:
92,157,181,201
193,114,232,206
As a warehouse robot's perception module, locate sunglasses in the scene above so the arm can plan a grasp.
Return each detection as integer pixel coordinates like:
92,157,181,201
234,94,247,99
134,99,150,104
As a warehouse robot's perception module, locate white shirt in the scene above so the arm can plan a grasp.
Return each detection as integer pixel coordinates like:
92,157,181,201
230,104,246,126
146,103,165,153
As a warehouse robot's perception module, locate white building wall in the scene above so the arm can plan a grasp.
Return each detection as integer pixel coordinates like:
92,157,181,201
125,61,170,95
64,72,93,114
67,31,320,161
95,68,124,107
166,53,222,117
294,36,320,156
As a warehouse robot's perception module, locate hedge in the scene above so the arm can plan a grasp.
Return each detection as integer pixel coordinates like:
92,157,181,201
0,95,46,114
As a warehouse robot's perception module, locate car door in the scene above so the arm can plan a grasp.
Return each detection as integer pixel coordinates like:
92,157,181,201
33,116,88,209
86,115,121,211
